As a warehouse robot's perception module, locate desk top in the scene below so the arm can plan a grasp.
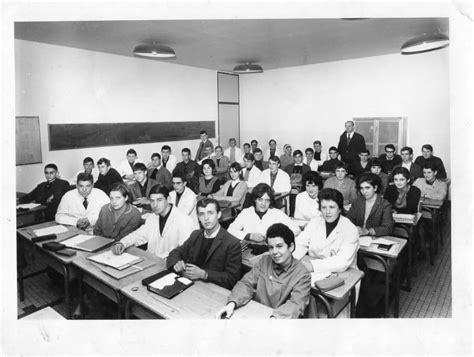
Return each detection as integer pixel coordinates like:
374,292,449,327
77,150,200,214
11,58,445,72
420,198,444,209
313,268,364,301
359,236,407,259
393,212,422,226
121,277,273,319
20,306,65,320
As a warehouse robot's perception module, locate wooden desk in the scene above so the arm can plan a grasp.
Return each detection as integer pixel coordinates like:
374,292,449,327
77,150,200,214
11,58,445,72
17,221,86,318
121,278,273,319
215,198,241,223
420,198,444,265
72,246,164,319
16,204,47,228
20,306,65,320
358,236,407,318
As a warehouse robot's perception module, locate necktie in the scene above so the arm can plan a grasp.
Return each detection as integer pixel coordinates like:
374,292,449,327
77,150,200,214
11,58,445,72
151,168,158,180
347,133,351,144
83,197,88,209
162,159,167,168
244,168,250,181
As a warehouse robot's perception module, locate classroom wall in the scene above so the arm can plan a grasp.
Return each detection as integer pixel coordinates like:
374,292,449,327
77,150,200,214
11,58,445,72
15,39,217,192
239,49,450,177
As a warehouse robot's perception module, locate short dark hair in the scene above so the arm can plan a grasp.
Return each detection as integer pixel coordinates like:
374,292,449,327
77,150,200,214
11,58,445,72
392,167,411,181
251,183,275,205
254,148,263,155
149,184,171,198
243,142,251,148
329,146,338,153
243,153,255,161
334,162,349,172
181,148,191,155
127,148,137,156
266,223,295,247
109,182,130,198
305,147,314,154
423,162,438,172
400,146,413,155
215,145,223,151
200,130,208,135
251,140,258,145
422,144,433,152
293,149,303,157
302,171,323,190
318,188,344,210
77,172,94,184
356,173,382,193
313,140,322,146
269,139,276,145
44,163,58,171
196,197,221,213
83,157,94,164
201,159,216,173
360,149,370,155
371,158,382,168
229,138,236,143
268,156,280,165
161,145,171,152
133,162,148,172
385,144,396,151
172,173,187,182
151,152,161,160
97,158,110,166
229,162,242,173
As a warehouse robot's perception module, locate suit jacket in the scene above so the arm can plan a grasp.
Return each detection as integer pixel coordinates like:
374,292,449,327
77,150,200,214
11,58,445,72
337,131,366,164
95,168,123,195
346,194,394,237
384,185,421,214
166,228,242,289
173,160,201,193
147,166,172,189
379,154,402,175
129,178,158,202
284,164,311,190
195,139,214,161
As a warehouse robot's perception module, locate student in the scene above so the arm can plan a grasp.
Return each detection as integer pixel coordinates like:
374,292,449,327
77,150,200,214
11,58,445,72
303,147,319,172
253,148,269,171
279,144,294,170
212,145,230,183
346,173,394,237
169,173,198,226
284,150,311,216
294,171,323,221
242,153,262,190
370,159,389,195
313,140,328,170
242,142,252,157
198,159,221,197
147,152,172,189
56,172,109,229
113,185,197,258
250,139,259,154
414,144,447,179
18,163,70,221
413,163,448,201
392,146,423,183
69,157,99,185
197,145,214,165
94,183,142,240
161,145,177,174
216,223,311,319
228,183,300,248
349,149,372,178
378,144,402,176
224,138,243,164
173,148,200,194
94,158,123,195
384,167,421,214
323,162,358,209
195,130,214,162
129,163,158,205
210,163,248,210
118,148,142,184
264,139,282,161
320,146,343,174
166,198,242,290
337,120,367,165
260,156,291,194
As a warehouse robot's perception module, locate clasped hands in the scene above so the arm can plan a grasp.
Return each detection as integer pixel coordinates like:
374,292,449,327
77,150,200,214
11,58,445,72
173,260,206,280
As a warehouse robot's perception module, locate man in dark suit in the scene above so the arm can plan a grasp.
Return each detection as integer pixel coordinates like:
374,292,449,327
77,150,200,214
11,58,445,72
18,163,70,221
129,163,158,206
337,120,366,165
166,198,242,290
147,152,172,189
95,157,123,195
173,148,201,194
284,150,311,216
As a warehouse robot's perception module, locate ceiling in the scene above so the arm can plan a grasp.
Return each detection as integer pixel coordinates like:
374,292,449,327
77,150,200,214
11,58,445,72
14,18,449,71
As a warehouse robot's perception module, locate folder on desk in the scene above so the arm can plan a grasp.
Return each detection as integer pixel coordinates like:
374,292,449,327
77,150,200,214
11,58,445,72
60,234,114,252
87,250,143,270
99,259,156,280
142,270,193,299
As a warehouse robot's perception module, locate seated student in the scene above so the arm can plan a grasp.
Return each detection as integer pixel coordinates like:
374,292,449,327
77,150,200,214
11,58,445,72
393,146,423,183
260,156,291,194
349,149,372,178
242,153,262,190
198,159,221,197
250,139,259,154
242,142,252,158
313,140,328,170
161,145,177,174
166,198,242,290
18,163,70,221
379,144,402,176
384,167,421,214
169,173,198,226
346,173,394,237
264,139,282,161
323,162,358,210
195,130,214,162
413,163,448,201
95,158,124,195
228,183,300,249
253,148,269,171
197,145,214,165
303,147,319,172
216,223,311,319
56,172,109,229
113,185,197,258
414,144,447,179
210,162,248,210
294,171,323,221
224,138,243,164
320,146,343,174
284,150,311,216
173,148,200,194
147,152,172,189
118,148,143,184
370,159,389,195
212,146,230,183
94,183,142,240
279,144,294,170
69,157,99,185
129,163,158,206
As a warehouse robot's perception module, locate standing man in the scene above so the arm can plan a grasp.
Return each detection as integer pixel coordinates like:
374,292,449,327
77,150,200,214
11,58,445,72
173,148,201,193
337,120,366,165
147,153,172,189
313,140,328,170
392,146,423,183
95,158,123,195
195,130,214,162
378,144,402,176
161,145,177,174
166,198,242,290
224,138,243,164
18,163,70,221
414,144,447,179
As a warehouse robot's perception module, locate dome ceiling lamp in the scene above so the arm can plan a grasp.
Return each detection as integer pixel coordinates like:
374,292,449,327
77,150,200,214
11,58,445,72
133,43,176,59
400,32,449,55
233,62,264,74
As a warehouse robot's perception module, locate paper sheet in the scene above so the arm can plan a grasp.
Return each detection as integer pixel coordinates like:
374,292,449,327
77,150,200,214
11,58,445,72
359,236,373,247
17,203,41,209
33,225,69,236
150,272,178,290
88,250,141,269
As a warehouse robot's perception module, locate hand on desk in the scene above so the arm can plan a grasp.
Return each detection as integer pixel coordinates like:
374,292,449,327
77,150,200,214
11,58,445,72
183,263,206,280
173,260,187,273
112,242,125,255
76,218,90,230
215,302,236,319
357,227,370,236
133,197,150,205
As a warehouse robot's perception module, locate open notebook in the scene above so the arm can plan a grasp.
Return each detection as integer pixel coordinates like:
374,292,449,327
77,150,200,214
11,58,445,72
142,270,193,299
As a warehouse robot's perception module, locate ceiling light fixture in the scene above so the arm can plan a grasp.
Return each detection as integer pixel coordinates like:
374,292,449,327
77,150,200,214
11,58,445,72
133,43,176,59
233,63,264,74
401,33,449,55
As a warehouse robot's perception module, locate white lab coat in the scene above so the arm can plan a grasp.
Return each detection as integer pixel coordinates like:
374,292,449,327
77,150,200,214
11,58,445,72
224,147,243,164
169,186,198,226
118,159,144,184
259,168,291,193
162,154,178,174
294,191,322,221
243,166,262,189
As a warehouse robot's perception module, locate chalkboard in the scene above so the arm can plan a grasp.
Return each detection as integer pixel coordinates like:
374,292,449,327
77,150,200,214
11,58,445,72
16,116,42,165
48,121,215,151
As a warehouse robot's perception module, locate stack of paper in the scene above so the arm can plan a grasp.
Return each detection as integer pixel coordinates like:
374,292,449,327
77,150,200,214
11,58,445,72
87,250,143,270
60,234,114,252
33,225,69,236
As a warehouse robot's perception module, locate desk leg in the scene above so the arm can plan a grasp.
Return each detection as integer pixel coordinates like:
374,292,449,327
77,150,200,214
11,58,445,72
430,215,436,265
384,264,390,318
62,265,72,319
115,291,123,319
78,271,85,319
405,225,412,292
394,262,400,318
349,287,356,318
412,225,418,277
311,293,334,318
124,299,132,319
17,237,25,301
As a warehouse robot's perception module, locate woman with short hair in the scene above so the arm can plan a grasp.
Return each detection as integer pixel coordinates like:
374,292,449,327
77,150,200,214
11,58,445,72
384,167,421,214
294,171,323,221
198,159,221,197
210,162,248,210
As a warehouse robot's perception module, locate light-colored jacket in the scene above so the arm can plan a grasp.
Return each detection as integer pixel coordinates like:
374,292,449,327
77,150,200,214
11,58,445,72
169,186,198,226
294,191,322,221
224,147,243,164
212,180,248,210
259,169,291,194
413,178,448,201
243,166,262,189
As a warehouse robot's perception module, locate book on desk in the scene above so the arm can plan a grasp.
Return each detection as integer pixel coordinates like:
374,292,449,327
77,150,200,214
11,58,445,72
59,234,114,252
87,250,156,279
142,270,194,299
